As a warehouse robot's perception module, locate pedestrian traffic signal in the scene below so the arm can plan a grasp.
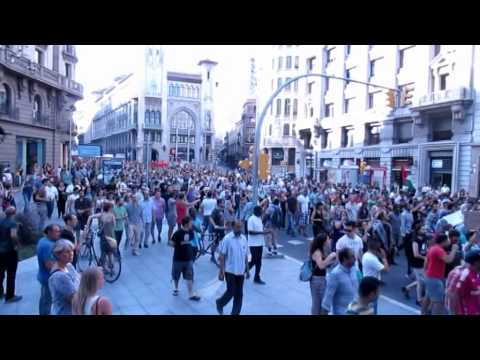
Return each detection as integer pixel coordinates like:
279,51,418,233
386,89,396,108
258,152,269,180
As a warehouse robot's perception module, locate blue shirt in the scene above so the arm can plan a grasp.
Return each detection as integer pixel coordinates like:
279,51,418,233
126,203,143,225
140,198,154,223
322,264,359,315
37,237,55,285
241,201,255,221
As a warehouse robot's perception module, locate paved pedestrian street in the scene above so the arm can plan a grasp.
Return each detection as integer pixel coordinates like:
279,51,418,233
0,220,418,315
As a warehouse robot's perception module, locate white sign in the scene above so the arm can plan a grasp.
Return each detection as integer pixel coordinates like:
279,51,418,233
431,159,443,169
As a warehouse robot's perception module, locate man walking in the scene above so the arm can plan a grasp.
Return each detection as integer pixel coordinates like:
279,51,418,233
152,190,166,243
216,220,249,315
140,189,154,248
0,207,22,303
297,189,310,237
36,224,61,315
34,179,49,231
126,194,143,256
247,206,270,285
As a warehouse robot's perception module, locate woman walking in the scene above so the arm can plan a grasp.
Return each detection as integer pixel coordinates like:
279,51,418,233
72,267,113,315
311,202,325,239
309,233,337,315
57,182,67,219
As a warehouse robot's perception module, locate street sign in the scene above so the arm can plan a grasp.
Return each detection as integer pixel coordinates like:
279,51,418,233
78,144,102,158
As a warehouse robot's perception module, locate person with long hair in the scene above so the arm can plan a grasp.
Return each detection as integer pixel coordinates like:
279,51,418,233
309,233,337,315
311,202,325,239
72,266,112,315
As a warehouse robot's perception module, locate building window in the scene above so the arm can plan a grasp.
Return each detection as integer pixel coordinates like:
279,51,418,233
294,56,299,69
321,130,330,149
285,77,292,91
341,126,353,147
170,134,176,143
292,124,296,137
276,99,282,116
286,56,292,69
326,48,335,64
269,125,272,136
307,56,316,72
285,99,291,116
368,93,375,109
278,56,283,70
293,99,298,116
0,84,12,114
434,45,441,57
325,103,334,117
394,120,413,144
277,78,282,89
145,110,150,124
346,45,351,55
33,95,42,122
293,79,298,92
344,98,351,113
157,111,161,125
440,73,449,90
307,82,314,94
365,123,380,145
35,49,44,66
369,59,376,78
431,116,452,141
283,123,290,136
65,63,72,79
310,108,314,117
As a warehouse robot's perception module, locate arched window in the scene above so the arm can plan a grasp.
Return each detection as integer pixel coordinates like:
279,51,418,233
175,84,180,97
0,84,12,113
169,84,173,96
33,95,42,122
145,110,150,125
187,86,192,98
171,110,195,131
283,123,290,136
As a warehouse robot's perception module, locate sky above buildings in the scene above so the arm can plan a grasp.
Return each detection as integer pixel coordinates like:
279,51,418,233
74,45,270,137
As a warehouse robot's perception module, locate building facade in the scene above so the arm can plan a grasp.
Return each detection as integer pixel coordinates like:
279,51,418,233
0,45,83,174
85,46,217,164
311,45,480,195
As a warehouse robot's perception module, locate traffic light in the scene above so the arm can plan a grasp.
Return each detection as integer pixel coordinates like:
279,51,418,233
401,84,414,107
258,152,269,180
386,89,396,108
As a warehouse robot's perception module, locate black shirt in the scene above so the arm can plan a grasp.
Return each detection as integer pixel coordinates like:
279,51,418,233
172,228,194,262
287,196,298,213
410,234,427,269
60,229,76,246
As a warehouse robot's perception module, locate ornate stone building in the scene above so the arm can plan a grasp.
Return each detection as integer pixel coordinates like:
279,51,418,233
85,46,217,164
0,45,83,174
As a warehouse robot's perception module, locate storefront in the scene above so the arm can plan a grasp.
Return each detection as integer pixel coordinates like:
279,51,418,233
430,154,453,189
271,148,284,166
391,157,413,188
16,136,46,175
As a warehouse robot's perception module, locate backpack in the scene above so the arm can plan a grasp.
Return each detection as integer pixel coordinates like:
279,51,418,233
445,265,470,315
299,260,314,282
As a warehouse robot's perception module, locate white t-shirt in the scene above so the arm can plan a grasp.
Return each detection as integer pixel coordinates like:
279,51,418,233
247,215,265,247
219,232,249,275
336,234,364,262
297,194,309,213
46,186,58,201
201,198,217,216
362,251,385,279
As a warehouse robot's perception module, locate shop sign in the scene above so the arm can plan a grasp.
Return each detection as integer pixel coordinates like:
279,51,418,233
431,159,443,169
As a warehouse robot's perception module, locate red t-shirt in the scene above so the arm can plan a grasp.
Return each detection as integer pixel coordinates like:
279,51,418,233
459,269,480,315
176,201,187,225
425,244,447,279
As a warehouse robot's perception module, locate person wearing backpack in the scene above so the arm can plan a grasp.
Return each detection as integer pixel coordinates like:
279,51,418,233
0,207,22,303
264,198,282,256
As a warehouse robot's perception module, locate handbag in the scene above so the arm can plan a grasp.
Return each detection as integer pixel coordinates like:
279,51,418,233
299,260,315,282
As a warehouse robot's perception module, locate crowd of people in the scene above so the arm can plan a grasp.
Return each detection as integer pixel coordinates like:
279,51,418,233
1,157,480,315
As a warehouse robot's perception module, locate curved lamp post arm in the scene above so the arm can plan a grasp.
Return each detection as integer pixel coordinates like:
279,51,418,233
252,73,398,204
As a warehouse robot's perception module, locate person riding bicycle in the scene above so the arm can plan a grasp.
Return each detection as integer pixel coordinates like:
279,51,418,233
85,202,117,263
209,198,226,263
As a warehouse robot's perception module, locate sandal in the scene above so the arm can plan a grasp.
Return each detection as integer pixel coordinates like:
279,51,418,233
173,289,179,296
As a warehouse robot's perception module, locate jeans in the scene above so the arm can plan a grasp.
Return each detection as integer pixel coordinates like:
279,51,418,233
0,250,19,300
217,272,245,315
36,203,48,231
309,275,326,315
46,201,55,219
152,218,163,242
248,246,263,281
39,283,52,315
143,222,151,246
203,215,211,232
286,211,297,235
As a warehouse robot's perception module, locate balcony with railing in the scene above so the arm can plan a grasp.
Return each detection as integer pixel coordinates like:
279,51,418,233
412,87,473,110
0,47,83,98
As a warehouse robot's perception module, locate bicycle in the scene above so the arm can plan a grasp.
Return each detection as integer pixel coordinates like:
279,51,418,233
195,230,223,267
77,226,122,283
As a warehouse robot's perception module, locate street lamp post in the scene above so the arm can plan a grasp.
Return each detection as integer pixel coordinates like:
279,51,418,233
251,73,399,204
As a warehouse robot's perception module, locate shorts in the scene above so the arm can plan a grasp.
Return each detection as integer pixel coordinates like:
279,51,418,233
425,276,445,302
299,212,308,226
167,215,177,227
172,260,194,281
412,268,425,285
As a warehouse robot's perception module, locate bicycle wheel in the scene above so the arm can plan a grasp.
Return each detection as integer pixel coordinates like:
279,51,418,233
77,242,93,272
101,251,122,283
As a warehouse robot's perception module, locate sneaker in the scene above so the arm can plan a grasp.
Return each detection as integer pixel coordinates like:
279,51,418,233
144,243,149,248
272,250,278,255
254,279,266,285
215,299,223,315
139,243,142,249
5,295,22,303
